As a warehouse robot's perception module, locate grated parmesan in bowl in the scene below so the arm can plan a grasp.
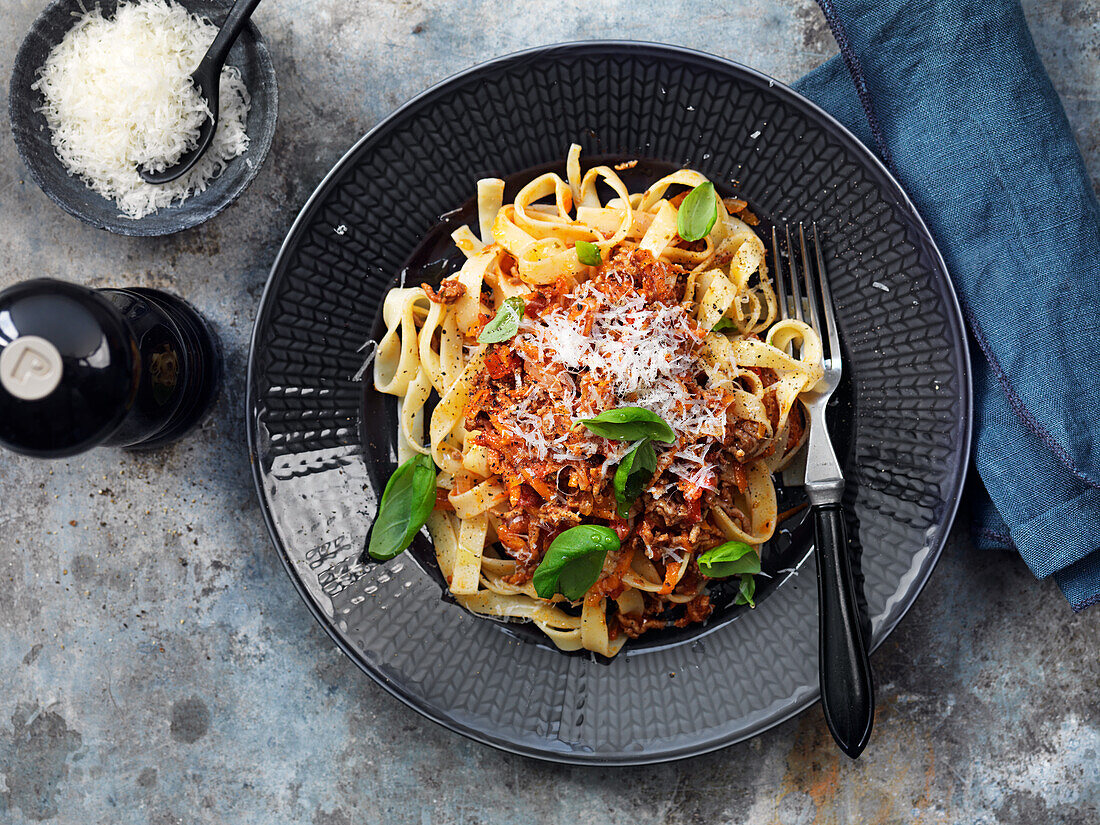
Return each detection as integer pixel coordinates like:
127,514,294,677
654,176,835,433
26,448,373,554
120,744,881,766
31,0,251,220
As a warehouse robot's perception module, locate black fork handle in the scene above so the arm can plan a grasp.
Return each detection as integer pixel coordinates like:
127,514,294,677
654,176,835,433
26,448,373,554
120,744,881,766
814,502,875,758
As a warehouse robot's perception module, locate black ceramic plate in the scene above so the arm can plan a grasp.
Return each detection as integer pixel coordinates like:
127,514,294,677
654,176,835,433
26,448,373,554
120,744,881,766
9,0,277,236
247,42,971,765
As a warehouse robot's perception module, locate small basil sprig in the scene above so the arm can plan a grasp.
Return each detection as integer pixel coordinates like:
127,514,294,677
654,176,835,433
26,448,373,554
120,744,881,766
576,240,602,266
576,407,675,444
698,541,760,608
735,575,757,608
478,297,525,344
613,439,656,517
367,453,437,561
532,524,620,601
712,316,736,332
697,541,760,578
677,181,719,242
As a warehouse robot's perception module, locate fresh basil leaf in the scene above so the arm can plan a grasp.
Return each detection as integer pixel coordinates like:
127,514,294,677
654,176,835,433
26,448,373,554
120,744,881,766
712,316,736,332
577,407,676,444
697,541,760,578
576,240,602,266
477,297,525,344
677,181,719,242
613,439,657,518
532,524,620,601
734,574,757,608
557,549,606,601
367,453,437,561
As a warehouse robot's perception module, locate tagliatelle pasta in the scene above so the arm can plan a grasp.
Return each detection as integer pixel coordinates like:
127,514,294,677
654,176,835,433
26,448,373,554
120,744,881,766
374,147,823,657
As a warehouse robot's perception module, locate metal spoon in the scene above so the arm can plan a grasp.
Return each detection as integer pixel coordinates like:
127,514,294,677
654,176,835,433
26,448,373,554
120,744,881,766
139,0,263,185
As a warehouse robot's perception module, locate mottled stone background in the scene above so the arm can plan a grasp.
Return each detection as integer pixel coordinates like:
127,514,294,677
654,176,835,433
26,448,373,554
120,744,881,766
1,1,1097,823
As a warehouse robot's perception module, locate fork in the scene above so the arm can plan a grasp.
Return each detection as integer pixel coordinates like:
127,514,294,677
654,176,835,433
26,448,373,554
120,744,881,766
771,223,875,759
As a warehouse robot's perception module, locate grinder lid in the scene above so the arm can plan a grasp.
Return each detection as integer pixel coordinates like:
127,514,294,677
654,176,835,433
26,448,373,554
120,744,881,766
0,279,136,457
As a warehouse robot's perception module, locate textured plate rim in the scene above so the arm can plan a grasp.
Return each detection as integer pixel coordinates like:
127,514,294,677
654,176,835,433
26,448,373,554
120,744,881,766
246,40,973,765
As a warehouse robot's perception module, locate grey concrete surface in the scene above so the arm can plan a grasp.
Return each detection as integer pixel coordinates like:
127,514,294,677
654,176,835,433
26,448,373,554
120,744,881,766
1,1,1098,823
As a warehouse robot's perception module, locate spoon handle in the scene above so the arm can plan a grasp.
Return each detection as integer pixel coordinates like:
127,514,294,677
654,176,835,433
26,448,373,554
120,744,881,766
201,0,264,73
814,503,875,758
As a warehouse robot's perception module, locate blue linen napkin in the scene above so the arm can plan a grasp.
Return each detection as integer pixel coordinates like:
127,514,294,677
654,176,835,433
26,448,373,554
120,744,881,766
791,0,1100,610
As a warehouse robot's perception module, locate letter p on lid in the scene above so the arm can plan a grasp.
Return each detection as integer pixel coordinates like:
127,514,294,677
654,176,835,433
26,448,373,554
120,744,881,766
1,336,63,401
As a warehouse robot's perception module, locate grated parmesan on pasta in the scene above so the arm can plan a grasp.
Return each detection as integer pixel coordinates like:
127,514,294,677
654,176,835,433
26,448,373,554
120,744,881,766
32,0,251,219
511,279,729,488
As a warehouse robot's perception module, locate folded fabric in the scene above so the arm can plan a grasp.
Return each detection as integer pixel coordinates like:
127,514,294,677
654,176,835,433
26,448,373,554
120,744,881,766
792,0,1100,610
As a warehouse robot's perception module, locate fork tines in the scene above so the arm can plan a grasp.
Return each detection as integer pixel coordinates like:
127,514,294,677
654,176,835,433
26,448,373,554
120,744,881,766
770,223,841,369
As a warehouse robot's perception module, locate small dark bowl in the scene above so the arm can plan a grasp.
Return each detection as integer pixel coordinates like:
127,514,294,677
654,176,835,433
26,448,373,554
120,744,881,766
9,0,277,236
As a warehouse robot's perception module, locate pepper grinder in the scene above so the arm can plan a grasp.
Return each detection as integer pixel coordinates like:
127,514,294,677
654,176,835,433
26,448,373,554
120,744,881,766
0,279,221,458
